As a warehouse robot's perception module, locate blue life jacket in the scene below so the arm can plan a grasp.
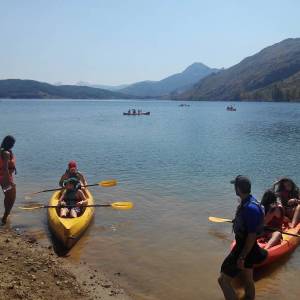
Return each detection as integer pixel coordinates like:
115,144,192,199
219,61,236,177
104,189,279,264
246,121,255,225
233,195,265,240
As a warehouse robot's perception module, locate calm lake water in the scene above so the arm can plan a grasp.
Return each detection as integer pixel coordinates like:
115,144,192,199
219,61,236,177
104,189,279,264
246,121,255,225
1,100,300,300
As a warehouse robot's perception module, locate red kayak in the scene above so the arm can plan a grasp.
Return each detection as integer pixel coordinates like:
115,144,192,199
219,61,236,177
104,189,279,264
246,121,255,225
231,223,300,268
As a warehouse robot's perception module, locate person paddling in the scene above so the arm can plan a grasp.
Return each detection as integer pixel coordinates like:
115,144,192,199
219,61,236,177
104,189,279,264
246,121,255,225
59,160,87,189
218,175,267,300
58,178,87,218
0,135,16,224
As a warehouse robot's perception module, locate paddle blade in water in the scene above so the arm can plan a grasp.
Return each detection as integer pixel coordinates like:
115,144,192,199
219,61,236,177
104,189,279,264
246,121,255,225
111,201,133,210
208,216,233,223
100,180,117,187
19,205,45,210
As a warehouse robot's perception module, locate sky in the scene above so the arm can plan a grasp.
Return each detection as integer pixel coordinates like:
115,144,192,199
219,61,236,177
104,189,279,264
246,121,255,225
0,0,299,85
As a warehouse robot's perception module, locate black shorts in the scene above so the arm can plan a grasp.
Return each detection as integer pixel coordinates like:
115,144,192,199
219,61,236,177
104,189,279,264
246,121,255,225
221,241,268,278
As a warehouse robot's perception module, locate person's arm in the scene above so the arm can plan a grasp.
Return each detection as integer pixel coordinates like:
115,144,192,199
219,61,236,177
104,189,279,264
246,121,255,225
78,172,87,186
2,151,11,187
59,173,67,187
287,198,300,206
77,190,88,206
58,191,66,206
237,205,262,269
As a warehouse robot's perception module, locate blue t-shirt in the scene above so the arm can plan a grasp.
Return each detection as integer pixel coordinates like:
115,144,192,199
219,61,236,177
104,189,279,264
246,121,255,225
241,195,264,233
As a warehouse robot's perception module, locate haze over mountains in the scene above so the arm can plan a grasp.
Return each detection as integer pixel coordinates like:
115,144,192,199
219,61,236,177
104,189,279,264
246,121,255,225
1,38,300,101
175,38,300,101
119,63,219,97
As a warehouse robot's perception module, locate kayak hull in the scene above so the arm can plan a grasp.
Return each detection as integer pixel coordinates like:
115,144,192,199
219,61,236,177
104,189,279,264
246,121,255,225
256,223,300,267
47,189,95,249
231,223,300,268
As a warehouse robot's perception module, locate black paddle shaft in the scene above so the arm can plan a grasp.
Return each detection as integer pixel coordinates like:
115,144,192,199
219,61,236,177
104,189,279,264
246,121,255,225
46,204,111,208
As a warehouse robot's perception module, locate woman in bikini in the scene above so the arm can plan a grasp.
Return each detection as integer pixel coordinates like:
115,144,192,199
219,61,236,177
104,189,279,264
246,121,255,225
0,135,16,224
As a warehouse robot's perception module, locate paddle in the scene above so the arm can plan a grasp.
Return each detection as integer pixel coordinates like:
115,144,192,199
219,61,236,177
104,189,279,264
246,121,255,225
25,179,117,198
19,201,133,211
208,216,300,238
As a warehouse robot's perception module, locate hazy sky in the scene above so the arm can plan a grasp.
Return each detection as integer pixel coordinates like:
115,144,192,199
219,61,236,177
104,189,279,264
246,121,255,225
0,0,299,85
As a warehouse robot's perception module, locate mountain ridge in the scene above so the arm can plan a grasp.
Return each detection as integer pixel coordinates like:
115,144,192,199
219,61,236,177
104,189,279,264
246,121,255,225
119,62,220,97
173,38,300,101
0,79,131,99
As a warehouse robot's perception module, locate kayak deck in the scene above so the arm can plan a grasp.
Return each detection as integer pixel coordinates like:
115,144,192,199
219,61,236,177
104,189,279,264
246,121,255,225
47,189,94,249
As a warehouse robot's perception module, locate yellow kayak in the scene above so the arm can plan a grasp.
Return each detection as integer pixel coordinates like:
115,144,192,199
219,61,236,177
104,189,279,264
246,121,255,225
47,189,95,249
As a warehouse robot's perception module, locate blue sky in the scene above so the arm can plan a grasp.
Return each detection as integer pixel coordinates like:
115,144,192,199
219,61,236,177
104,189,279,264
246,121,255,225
0,0,299,85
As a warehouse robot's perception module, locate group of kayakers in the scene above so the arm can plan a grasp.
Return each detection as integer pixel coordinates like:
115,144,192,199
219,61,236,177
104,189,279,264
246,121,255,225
218,175,300,300
127,109,142,115
226,105,236,111
0,135,89,224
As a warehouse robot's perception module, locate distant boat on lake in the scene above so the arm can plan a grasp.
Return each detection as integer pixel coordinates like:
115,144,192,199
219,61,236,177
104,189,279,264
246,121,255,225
123,109,150,116
226,105,236,111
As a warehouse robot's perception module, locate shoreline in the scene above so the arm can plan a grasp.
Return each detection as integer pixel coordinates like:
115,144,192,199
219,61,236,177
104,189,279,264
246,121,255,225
0,226,132,300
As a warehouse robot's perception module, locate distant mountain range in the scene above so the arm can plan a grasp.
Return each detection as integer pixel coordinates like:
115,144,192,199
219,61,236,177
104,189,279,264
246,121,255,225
119,63,219,97
76,81,129,91
0,79,130,99
173,38,300,101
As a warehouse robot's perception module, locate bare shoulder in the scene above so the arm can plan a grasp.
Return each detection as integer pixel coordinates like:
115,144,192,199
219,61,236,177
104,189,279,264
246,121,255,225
2,151,10,160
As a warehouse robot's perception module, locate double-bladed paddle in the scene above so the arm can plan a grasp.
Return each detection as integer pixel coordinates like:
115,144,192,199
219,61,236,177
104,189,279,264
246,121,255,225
25,179,117,199
19,201,133,211
208,216,300,238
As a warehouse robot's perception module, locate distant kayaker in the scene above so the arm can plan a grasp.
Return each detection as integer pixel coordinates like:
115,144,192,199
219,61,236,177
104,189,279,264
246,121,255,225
260,189,284,249
59,160,87,189
0,135,16,224
218,175,267,300
58,177,87,218
272,177,300,228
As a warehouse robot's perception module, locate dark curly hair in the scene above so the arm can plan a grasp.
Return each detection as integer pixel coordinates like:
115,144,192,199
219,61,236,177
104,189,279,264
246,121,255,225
272,177,299,206
1,135,15,151
261,189,277,214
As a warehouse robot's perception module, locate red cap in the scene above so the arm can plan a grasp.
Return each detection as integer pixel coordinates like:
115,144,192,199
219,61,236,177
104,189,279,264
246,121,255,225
68,160,77,169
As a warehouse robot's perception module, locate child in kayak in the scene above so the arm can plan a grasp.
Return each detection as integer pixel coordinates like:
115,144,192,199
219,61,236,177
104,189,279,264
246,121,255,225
273,177,300,228
59,160,87,189
260,190,284,249
59,178,87,218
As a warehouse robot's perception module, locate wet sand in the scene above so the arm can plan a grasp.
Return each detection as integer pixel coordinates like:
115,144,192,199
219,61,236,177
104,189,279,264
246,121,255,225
0,226,131,300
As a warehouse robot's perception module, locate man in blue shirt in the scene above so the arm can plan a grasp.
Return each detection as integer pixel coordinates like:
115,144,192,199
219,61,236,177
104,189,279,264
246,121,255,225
218,175,268,300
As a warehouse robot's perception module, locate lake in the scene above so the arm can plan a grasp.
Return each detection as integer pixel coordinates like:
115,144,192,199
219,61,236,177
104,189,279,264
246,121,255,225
1,99,300,300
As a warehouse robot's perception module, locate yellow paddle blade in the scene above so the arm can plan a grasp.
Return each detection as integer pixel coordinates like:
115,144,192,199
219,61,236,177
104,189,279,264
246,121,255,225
19,205,45,210
208,216,233,223
99,179,117,187
111,201,133,210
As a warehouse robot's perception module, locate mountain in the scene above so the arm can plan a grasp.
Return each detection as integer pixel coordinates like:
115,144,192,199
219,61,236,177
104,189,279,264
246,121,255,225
76,81,129,91
119,63,219,97
0,79,131,99
174,38,300,101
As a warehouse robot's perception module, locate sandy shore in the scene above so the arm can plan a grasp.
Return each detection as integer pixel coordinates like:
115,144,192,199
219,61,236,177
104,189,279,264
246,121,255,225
0,226,132,300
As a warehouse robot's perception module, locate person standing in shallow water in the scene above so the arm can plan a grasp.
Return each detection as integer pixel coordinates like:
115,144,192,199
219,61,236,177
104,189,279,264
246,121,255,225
0,135,16,224
218,175,268,300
